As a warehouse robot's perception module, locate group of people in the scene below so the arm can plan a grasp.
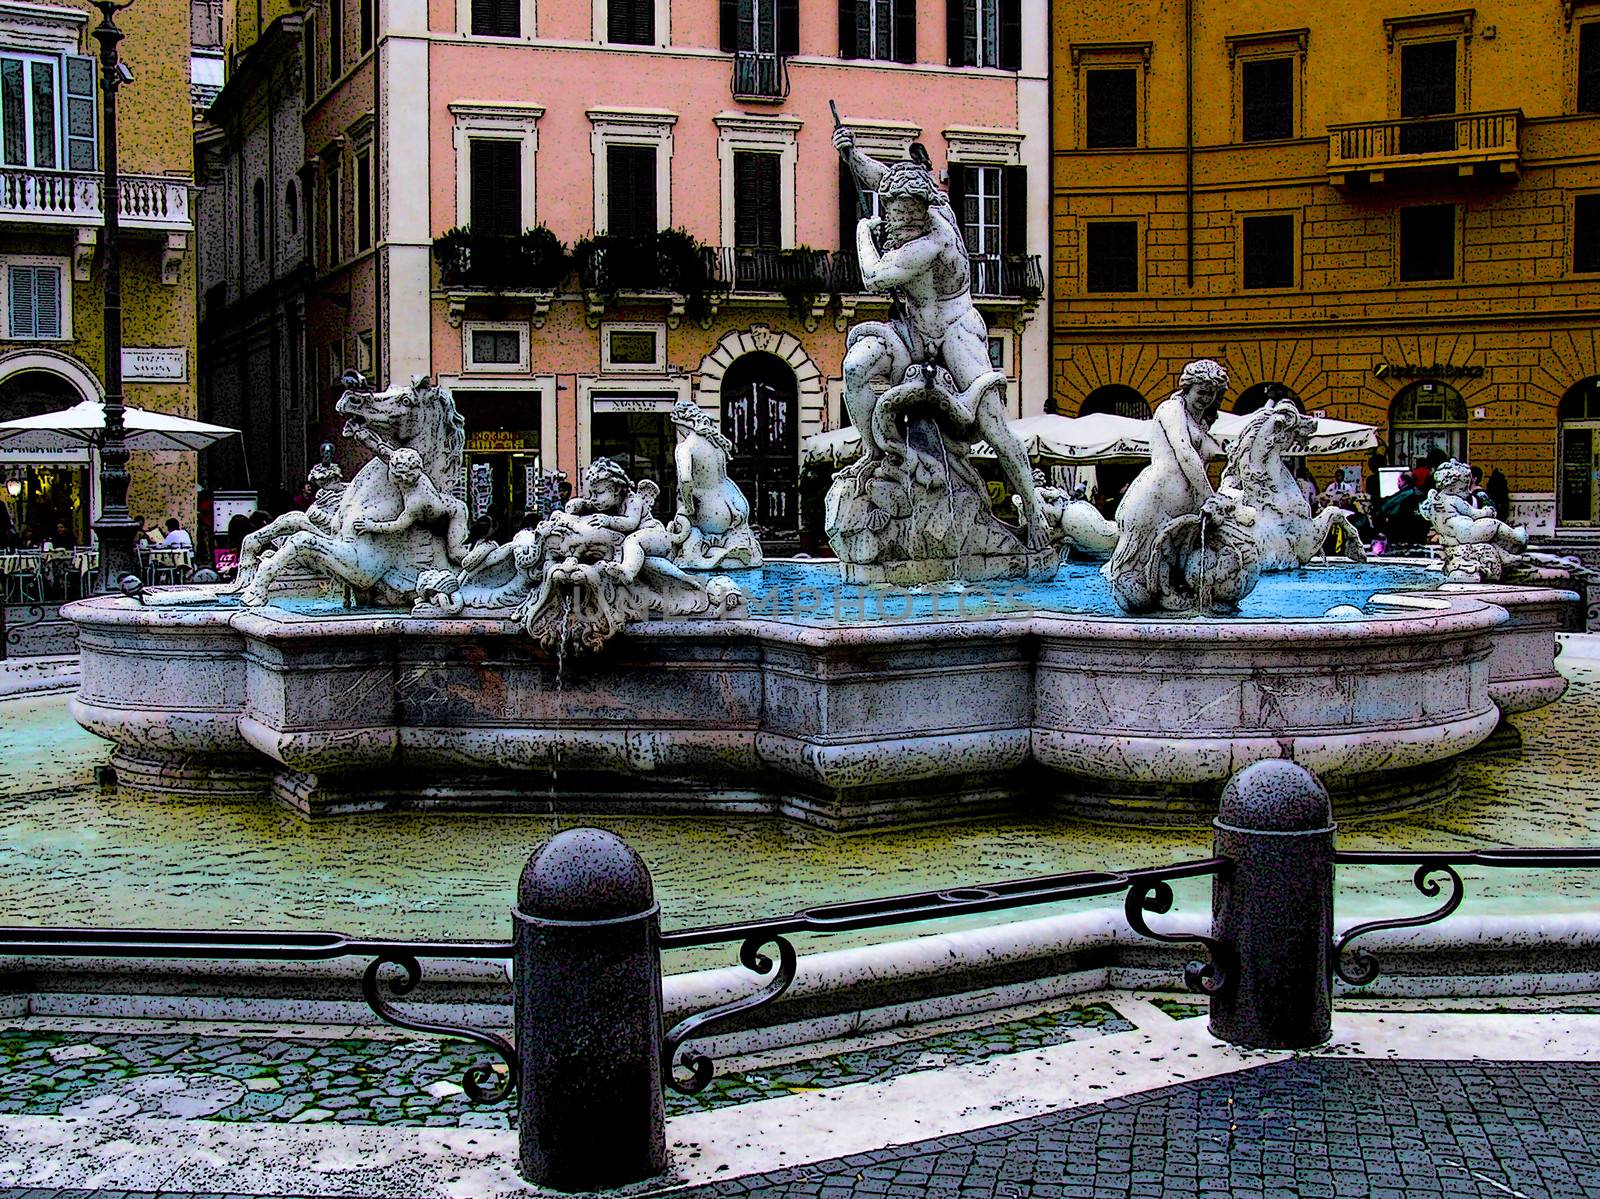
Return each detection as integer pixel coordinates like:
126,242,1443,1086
1366,450,1511,551
0,506,191,554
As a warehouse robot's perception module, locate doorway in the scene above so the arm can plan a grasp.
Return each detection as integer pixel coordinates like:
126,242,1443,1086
721,352,799,535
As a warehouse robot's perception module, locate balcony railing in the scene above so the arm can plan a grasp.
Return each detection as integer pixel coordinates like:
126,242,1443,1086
0,168,193,231
731,50,789,101
718,246,830,296
831,251,1043,302
1327,110,1521,184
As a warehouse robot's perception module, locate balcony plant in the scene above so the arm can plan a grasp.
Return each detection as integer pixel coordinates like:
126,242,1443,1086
774,246,829,320
573,228,723,321
432,226,570,291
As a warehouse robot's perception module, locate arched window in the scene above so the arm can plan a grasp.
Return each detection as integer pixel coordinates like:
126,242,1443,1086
253,178,266,261
722,351,800,534
1388,380,1466,467
1079,384,1150,419
1232,382,1302,416
1558,375,1600,526
285,180,299,235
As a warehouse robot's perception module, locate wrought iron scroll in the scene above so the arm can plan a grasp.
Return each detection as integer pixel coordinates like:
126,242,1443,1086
661,934,797,1095
2,603,44,658
1124,876,1233,996
1332,861,1464,987
362,953,520,1103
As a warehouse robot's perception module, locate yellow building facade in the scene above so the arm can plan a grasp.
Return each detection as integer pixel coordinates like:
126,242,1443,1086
1051,0,1600,533
0,0,198,549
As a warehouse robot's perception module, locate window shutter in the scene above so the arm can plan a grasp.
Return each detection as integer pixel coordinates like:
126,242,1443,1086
8,266,34,338
946,163,969,238
470,139,521,238
62,55,96,172
893,0,915,63
839,158,858,250
945,0,964,66
608,144,657,239
999,0,1021,70
779,0,799,55
1579,22,1600,112
1002,165,1026,256
720,0,738,50
34,267,59,338
735,152,780,249
838,0,856,57
735,153,759,247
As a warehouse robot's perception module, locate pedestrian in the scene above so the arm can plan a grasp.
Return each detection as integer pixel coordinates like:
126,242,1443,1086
1469,465,1496,516
1295,464,1318,508
158,517,193,550
1487,468,1511,521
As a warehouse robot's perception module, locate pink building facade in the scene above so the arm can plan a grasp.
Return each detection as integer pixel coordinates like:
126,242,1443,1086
300,0,1047,544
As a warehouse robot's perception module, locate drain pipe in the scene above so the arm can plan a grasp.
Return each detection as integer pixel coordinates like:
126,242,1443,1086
1184,0,1194,287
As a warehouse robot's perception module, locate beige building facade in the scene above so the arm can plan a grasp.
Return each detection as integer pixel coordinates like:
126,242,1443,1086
1051,0,1600,532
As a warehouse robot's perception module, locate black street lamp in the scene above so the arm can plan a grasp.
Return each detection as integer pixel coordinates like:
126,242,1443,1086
89,0,138,591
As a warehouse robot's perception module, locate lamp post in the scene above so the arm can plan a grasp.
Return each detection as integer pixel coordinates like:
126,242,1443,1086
89,0,138,590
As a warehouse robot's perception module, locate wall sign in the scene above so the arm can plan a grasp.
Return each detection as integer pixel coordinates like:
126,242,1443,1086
122,347,188,382
1372,362,1484,380
592,396,677,413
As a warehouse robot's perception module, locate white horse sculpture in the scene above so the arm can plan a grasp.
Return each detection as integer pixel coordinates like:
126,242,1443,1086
231,374,469,606
1219,399,1366,571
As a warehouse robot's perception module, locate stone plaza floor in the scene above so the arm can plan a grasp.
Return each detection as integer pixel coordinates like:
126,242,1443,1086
2,994,1600,1197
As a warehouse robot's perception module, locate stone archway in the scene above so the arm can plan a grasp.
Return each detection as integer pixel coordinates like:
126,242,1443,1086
0,349,104,408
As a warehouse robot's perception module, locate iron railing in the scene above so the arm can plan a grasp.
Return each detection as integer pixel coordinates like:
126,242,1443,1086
718,246,831,296
731,50,789,100
831,250,1044,300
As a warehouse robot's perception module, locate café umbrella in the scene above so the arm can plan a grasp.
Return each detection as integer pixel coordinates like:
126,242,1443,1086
0,399,241,453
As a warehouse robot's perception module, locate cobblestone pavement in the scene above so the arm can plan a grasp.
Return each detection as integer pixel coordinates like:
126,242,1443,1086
674,1058,1600,1199
0,1002,1128,1128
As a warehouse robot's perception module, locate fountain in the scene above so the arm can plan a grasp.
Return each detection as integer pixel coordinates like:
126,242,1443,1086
61,145,1584,831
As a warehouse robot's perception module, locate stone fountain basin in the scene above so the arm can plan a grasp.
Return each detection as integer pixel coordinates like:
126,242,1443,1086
63,579,1574,829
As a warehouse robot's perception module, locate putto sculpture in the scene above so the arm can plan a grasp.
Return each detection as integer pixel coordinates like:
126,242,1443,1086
1423,459,1585,584
231,373,469,607
1023,469,1120,562
1219,399,1367,570
665,399,763,570
1103,360,1261,615
414,457,745,653
824,125,1055,585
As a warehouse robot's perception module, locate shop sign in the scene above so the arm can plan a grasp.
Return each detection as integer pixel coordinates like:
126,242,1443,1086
0,447,89,465
466,429,536,452
122,347,188,382
1372,362,1484,380
592,395,677,413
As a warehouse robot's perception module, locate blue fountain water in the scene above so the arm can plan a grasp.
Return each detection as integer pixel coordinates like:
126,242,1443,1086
215,559,1446,625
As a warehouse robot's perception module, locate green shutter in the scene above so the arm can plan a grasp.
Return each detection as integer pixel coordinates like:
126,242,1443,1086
63,55,96,172
9,266,35,338
33,266,59,337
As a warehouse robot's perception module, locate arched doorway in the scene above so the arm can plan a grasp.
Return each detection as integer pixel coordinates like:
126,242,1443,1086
1232,382,1302,415
1389,380,1466,467
1558,376,1600,527
1080,386,1149,516
721,352,799,535
0,368,95,546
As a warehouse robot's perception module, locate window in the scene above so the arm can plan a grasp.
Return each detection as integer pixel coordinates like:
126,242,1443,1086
357,331,373,373
469,138,521,238
601,322,665,372
463,321,530,372
840,0,914,63
606,143,657,239
608,0,653,44
1578,194,1600,274
948,160,1026,295
4,260,63,339
733,151,781,249
285,180,298,234
1242,214,1294,289
1389,380,1466,465
1084,69,1136,148
1581,23,1600,113
471,0,519,37
1241,57,1293,141
721,0,798,55
1399,39,1457,153
949,0,1020,69
324,159,342,267
360,0,373,53
355,149,371,252
1084,221,1138,292
327,0,343,78
0,53,91,169
252,178,265,261
304,15,317,102
1399,204,1454,282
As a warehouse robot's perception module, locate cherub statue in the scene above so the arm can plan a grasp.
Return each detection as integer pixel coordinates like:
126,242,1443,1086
1424,459,1584,583
1020,468,1120,562
666,399,763,569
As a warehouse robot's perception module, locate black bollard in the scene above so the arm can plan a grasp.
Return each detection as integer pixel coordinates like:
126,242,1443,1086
513,827,668,1190
1209,759,1335,1049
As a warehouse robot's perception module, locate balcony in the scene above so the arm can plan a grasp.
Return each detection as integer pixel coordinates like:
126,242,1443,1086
0,169,193,232
831,251,1044,302
731,50,789,102
1327,110,1521,186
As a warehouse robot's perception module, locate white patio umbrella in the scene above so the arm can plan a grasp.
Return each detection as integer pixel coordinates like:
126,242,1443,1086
0,399,241,453
1210,410,1379,456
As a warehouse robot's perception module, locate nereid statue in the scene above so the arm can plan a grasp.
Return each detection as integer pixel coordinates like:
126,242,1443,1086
414,457,745,653
824,127,1055,585
665,399,763,570
1219,399,1367,570
1103,360,1262,615
1424,459,1585,584
231,373,469,607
